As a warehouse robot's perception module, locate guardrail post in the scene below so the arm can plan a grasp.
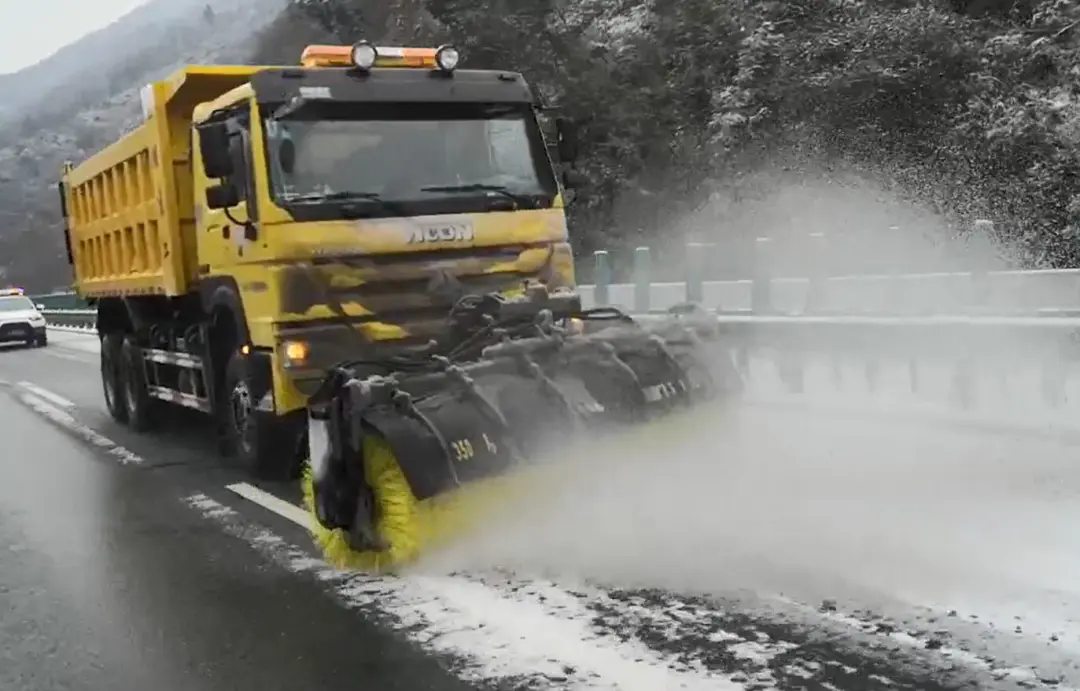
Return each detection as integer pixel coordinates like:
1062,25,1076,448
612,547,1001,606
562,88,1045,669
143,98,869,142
864,360,879,393
831,359,844,390
593,250,611,306
751,237,773,314
1041,355,1066,407
803,232,827,314
951,361,975,409
734,346,750,380
633,246,651,313
970,220,994,313
685,242,705,304
779,350,805,394
751,235,802,391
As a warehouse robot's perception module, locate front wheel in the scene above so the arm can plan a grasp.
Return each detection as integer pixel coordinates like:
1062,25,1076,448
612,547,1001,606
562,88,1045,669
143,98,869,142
217,350,297,481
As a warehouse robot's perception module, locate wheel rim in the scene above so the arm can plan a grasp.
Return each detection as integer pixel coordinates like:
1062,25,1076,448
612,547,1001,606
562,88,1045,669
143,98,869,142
230,380,253,452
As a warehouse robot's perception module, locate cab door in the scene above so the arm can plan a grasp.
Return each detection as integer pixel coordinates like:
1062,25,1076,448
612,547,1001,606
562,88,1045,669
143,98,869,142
196,101,260,271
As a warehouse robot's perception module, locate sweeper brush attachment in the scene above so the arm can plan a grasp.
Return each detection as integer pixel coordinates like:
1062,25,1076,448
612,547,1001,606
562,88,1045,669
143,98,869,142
301,287,742,572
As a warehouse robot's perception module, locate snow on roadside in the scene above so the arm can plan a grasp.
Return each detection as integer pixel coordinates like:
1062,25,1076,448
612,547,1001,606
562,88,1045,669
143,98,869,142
183,492,746,691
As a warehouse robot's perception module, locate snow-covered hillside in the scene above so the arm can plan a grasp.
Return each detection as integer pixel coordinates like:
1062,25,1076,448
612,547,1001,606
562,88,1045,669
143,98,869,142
0,0,289,291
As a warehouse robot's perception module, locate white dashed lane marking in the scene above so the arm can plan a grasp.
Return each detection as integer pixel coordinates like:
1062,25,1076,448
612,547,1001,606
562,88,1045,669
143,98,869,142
225,482,315,531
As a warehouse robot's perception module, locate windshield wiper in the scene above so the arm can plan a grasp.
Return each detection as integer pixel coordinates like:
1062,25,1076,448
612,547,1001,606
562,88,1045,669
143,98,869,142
282,191,406,216
284,191,379,203
420,183,531,208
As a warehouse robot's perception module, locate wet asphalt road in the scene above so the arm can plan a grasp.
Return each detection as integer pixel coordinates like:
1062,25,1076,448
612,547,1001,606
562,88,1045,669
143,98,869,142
1,328,1080,691
0,334,475,691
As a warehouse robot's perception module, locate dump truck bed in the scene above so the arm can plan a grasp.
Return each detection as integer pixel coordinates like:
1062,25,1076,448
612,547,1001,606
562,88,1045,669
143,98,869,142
62,66,262,298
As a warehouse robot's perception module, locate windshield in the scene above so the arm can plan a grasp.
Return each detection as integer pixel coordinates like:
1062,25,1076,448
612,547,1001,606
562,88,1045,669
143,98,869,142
262,102,558,216
0,296,34,312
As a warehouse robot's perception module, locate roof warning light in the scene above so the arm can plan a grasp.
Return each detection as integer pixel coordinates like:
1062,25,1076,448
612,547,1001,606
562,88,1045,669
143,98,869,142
300,41,461,73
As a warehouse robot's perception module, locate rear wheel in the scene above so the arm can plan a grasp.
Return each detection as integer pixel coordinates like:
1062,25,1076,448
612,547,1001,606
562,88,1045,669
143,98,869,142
100,332,128,424
218,350,296,481
119,336,156,432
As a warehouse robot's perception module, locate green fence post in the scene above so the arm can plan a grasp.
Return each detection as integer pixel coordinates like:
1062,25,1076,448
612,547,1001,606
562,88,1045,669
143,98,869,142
685,242,704,304
803,232,827,314
751,237,773,314
970,219,994,313
633,246,651,313
593,250,611,306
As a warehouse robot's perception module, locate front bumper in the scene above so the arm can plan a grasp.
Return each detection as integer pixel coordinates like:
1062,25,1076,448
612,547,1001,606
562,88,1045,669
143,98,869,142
0,322,44,343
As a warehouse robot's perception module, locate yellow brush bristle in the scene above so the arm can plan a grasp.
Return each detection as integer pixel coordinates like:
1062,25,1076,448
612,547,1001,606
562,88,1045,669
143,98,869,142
300,435,546,573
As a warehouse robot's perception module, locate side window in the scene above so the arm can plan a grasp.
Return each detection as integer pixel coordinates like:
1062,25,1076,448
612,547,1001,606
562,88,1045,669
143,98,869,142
223,106,257,219
488,119,531,178
227,131,247,191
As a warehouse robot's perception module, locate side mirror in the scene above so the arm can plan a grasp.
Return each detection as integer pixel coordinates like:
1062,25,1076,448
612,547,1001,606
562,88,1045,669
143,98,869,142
198,121,233,178
35,303,45,311
555,117,579,162
205,182,239,210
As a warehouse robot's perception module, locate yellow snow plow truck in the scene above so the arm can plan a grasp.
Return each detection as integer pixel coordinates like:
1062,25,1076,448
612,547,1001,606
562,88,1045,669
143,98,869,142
58,41,741,571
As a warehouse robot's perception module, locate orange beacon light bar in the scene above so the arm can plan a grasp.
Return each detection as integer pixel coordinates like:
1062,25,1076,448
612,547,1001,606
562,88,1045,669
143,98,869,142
300,41,460,72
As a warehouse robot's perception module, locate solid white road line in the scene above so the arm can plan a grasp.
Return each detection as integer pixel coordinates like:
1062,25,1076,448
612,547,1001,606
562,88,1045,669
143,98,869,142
225,482,315,532
18,392,142,464
17,381,74,409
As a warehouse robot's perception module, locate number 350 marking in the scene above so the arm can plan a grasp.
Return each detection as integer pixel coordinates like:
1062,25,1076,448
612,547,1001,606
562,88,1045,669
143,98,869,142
450,433,498,461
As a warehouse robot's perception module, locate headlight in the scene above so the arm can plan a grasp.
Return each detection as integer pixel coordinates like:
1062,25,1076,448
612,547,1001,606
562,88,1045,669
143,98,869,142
435,45,459,71
281,340,310,368
351,41,377,70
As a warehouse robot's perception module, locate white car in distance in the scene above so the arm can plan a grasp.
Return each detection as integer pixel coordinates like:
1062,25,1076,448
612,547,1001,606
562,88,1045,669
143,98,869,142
0,289,48,348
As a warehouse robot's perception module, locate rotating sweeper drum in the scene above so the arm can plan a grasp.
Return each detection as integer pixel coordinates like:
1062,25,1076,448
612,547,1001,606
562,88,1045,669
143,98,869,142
301,290,744,572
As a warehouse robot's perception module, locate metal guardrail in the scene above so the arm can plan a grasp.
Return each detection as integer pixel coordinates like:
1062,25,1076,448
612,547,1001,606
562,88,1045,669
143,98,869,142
30,219,1080,428
41,305,1080,414
35,265,1080,316
27,220,1080,318
42,308,96,329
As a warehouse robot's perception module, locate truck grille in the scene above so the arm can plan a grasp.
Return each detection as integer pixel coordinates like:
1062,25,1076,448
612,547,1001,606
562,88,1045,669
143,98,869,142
277,244,568,341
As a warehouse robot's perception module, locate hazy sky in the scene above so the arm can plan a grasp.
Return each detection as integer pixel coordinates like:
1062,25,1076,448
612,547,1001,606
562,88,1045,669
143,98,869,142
0,0,152,74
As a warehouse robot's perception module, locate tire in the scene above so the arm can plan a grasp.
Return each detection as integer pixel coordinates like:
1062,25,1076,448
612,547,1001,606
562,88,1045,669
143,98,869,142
100,332,128,424
36,333,47,347
218,350,296,481
119,336,155,432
